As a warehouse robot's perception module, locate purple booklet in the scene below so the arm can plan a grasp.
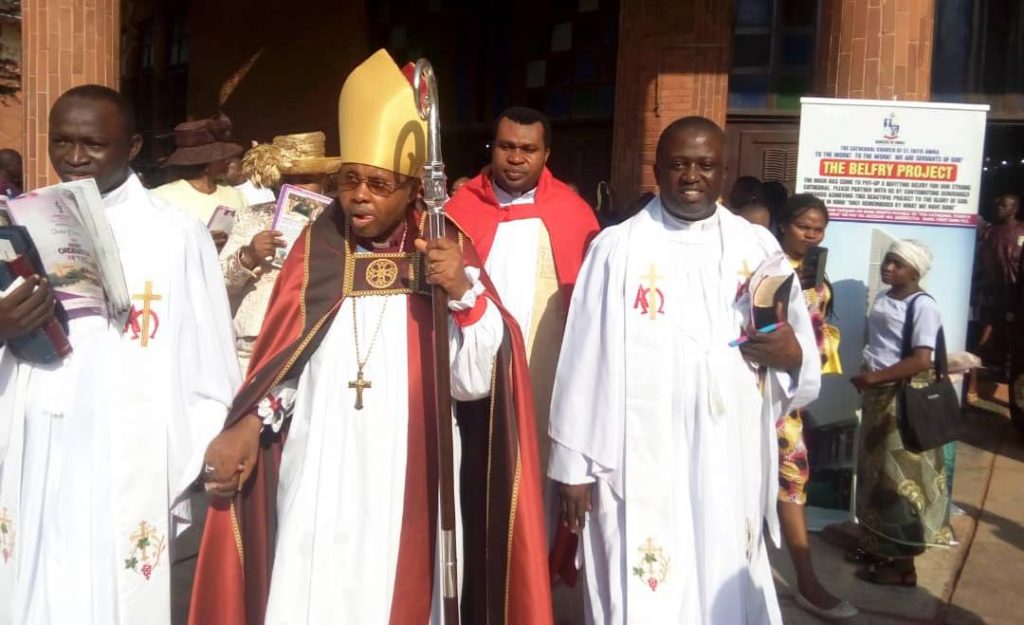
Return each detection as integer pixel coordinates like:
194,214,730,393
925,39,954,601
271,184,332,267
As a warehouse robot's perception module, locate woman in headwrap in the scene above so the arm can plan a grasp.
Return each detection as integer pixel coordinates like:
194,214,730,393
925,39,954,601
848,239,953,586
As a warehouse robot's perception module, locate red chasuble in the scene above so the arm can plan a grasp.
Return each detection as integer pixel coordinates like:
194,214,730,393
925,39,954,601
445,168,600,315
188,206,553,625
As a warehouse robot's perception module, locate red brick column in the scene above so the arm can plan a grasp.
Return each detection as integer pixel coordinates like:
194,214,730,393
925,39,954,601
21,0,120,190
814,0,934,100
610,0,734,204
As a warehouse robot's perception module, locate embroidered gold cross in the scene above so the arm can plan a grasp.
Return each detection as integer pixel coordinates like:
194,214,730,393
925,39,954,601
738,260,753,281
642,264,662,320
348,370,372,410
131,281,162,348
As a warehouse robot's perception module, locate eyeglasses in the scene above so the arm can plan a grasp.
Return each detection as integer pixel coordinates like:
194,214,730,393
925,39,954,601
338,172,402,197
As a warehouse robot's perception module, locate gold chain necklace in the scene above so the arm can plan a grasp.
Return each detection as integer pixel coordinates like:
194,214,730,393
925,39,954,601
348,224,408,410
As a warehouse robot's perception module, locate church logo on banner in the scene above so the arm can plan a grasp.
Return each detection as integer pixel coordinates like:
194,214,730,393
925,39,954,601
633,537,670,591
0,508,13,563
633,264,665,319
123,520,166,580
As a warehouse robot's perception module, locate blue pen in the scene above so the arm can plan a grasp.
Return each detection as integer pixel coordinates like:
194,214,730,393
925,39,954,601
729,322,786,347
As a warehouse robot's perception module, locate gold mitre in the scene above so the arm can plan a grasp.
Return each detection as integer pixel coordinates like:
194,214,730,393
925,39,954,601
338,49,426,178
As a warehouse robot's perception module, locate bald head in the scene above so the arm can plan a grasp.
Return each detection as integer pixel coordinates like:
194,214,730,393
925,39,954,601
52,85,136,137
655,116,724,162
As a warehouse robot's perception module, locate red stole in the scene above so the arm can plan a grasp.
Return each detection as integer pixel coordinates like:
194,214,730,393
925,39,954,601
188,207,553,625
446,168,600,315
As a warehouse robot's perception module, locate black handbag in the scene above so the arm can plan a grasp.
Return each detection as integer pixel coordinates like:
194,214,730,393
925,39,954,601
897,293,963,453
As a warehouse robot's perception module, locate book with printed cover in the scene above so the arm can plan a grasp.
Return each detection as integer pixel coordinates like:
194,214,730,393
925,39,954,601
746,252,796,329
0,226,72,363
271,184,332,267
5,178,130,323
207,205,237,236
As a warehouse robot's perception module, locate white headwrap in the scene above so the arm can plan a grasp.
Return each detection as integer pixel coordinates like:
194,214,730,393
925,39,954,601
888,239,933,277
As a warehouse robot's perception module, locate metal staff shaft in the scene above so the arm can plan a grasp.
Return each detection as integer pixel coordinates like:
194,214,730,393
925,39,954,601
413,58,460,625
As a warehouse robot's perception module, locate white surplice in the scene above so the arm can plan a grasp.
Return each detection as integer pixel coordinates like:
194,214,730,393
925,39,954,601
263,284,502,624
548,199,821,625
0,173,241,625
482,186,566,469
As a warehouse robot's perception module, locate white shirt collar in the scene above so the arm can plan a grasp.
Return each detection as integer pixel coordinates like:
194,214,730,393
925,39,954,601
491,180,538,208
658,199,724,232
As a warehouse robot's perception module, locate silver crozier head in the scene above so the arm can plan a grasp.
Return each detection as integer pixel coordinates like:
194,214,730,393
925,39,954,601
412,59,448,240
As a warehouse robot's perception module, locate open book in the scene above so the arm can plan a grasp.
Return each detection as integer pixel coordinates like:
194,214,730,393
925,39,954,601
5,178,130,323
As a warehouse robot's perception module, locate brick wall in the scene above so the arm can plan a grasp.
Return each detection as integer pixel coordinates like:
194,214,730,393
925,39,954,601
610,0,733,205
814,0,934,100
21,0,121,190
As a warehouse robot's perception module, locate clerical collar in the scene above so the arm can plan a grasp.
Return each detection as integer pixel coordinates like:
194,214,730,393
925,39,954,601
659,201,722,232
353,220,411,253
101,170,138,208
492,181,538,207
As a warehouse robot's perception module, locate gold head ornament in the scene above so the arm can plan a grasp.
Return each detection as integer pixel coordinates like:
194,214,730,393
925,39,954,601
337,49,427,178
242,131,341,189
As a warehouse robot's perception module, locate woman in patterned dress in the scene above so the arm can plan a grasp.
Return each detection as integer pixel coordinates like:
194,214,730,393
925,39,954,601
850,239,953,586
775,194,857,620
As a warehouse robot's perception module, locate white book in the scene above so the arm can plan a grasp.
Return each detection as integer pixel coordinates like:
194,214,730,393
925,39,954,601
207,205,237,236
7,178,130,323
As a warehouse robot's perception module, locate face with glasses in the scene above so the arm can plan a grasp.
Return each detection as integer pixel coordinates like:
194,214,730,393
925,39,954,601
338,163,418,241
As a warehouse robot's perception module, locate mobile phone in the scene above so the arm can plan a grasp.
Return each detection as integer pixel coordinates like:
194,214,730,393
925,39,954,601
803,245,828,288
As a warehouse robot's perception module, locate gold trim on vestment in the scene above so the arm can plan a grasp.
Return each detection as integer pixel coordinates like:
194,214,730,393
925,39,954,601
300,226,312,328
504,450,522,625
231,502,245,572
484,358,498,569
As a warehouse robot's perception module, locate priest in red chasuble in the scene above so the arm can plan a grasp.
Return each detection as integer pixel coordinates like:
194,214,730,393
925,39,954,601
189,49,552,625
445,108,599,605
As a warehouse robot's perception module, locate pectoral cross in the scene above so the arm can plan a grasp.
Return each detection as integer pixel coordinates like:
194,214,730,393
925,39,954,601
131,281,162,348
643,264,662,320
348,370,372,410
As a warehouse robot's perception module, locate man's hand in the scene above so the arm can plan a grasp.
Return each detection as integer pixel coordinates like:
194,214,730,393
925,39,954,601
0,276,56,342
739,321,803,369
556,481,593,534
211,230,229,252
415,237,472,299
202,414,262,498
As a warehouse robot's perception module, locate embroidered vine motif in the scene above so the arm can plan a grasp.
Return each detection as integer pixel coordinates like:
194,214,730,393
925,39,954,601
124,520,166,580
632,537,670,591
0,508,13,563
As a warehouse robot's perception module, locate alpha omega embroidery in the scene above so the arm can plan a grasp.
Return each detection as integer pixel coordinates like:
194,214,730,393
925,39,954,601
633,263,665,319
126,281,161,347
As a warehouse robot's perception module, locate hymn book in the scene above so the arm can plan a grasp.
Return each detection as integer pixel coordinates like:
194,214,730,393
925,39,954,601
0,227,72,363
5,178,130,323
747,253,796,329
207,205,237,236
